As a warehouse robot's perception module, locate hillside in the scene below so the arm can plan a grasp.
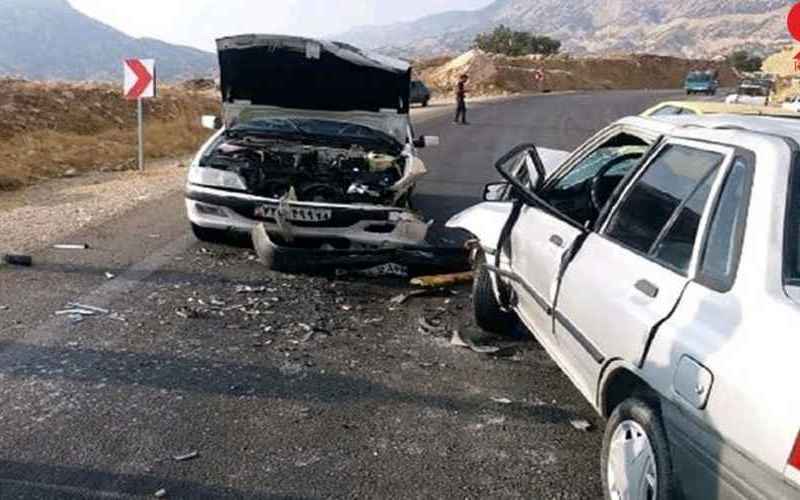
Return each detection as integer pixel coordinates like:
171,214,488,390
0,0,215,81
337,0,792,59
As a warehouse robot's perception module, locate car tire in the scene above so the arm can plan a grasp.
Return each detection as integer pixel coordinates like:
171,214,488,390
191,223,228,244
602,397,677,500
423,98,430,107
473,261,516,335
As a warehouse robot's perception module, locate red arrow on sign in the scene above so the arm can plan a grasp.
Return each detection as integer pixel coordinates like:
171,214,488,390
124,59,153,100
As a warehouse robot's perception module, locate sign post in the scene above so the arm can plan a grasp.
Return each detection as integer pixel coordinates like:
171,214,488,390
123,59,156,171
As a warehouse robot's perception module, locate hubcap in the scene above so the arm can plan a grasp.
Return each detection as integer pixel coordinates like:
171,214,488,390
607,420,658,500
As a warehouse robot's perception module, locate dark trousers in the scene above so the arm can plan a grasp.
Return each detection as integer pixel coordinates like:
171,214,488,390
455,98,467,123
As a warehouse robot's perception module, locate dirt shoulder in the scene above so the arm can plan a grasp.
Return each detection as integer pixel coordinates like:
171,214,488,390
0,158,189,255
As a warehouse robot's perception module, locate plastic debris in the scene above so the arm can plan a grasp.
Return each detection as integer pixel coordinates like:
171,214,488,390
105,272,116,280
410,272,474,288
68,303,110,315
154,489,167,498
173,451,199,462
570,419,593,432
53,243,90,250
3,254,32,267
491,397,513,405
235,285,268,294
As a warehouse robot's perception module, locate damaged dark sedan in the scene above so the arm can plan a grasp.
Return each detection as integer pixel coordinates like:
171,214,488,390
185,35,439,250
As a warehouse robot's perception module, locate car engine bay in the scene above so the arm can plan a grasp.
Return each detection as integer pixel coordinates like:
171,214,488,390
201,137,408,205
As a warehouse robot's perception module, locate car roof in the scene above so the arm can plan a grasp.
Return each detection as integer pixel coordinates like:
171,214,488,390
623,113,800,145
642,101,799,118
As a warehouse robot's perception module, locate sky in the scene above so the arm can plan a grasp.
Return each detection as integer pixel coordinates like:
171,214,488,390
68,0,493,52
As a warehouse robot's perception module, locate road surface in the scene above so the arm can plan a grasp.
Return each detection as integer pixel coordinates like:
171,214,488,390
0,89,691,499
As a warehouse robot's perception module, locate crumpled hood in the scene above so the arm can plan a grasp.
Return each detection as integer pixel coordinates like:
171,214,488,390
217,34,412,114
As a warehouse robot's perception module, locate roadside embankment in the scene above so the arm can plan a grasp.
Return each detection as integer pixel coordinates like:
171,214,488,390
0,79,218,190
418,50,738,97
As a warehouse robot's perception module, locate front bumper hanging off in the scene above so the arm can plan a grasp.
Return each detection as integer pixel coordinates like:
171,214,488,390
251,224,470,276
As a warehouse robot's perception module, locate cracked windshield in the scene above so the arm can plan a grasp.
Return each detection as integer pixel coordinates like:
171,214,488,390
2,0,799,498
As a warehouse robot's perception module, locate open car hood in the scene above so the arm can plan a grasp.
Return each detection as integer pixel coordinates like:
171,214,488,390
217,34,412,114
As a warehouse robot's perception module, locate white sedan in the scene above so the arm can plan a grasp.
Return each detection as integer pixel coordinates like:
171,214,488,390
449,113,800,499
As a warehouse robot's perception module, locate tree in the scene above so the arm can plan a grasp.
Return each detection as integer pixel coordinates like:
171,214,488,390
474,25,561,57
728,50,763,72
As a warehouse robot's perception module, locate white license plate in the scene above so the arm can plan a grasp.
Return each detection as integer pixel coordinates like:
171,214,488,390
259,205,333,222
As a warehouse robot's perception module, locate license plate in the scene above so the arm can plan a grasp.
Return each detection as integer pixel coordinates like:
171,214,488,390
257,205,333,222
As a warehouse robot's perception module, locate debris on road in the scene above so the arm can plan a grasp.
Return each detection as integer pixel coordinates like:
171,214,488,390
105,272,116,280
173,451,199,462
450,330,502,354
53,243,90,250
491,397,513,405
235,285,268,294
68,303,110,315
154,489,167,498
570,419,593,432
418,317,446,335
3,254,33,267
389,288,454,306
410,272,474,288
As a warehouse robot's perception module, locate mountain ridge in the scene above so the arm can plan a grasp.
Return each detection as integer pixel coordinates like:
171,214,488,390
0,0,215,81
336,0,793,59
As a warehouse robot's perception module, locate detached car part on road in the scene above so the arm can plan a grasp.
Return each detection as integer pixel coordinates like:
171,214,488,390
449,113,800,499
186,35,439,250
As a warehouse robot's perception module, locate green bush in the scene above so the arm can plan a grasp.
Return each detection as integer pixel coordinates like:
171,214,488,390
728,50,763,72
474,25,561,57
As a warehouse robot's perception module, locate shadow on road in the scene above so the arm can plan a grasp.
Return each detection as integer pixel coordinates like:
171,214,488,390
0,459,307,499
0,341,578,426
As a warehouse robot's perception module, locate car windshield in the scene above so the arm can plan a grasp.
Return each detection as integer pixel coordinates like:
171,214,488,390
687,73,710,82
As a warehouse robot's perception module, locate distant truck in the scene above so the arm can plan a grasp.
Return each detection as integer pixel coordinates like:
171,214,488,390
684,70,718,96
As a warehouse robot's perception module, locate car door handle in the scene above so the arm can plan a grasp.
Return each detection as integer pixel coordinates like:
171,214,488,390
635,279,659,298
549,235,564,248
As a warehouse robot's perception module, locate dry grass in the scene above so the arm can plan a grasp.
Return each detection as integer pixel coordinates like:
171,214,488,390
0,113,212,190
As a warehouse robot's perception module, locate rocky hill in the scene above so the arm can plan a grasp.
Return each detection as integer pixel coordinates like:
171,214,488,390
0,0,215,81
337,0,792,59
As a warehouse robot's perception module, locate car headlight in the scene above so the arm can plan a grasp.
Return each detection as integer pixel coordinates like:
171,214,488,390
188,165,247,191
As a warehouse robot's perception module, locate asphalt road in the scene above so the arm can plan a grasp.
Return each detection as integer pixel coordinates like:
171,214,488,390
0,89,693,499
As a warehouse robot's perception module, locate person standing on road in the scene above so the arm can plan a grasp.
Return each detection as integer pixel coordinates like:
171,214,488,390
454,74,469,125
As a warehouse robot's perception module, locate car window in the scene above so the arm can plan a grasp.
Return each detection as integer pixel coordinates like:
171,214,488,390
605,144,724,274
784,158,800,286
550,145,647,192
698,157,753,291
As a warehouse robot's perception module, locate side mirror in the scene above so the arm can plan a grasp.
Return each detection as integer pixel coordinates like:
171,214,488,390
483,182,511,202
495,143,546,193
201,115,222,130
414,135,440,148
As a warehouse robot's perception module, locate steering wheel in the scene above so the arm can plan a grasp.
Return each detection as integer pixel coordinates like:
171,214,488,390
588,153,643,213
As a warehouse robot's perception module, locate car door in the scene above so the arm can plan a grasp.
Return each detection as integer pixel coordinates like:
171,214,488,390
554,139,734,398
507,129,652,346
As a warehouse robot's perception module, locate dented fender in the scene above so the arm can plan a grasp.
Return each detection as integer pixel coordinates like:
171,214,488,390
446,201,514,254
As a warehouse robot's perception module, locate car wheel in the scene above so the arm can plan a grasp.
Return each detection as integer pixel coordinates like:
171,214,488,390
602,398,676,500
473,261,516,335
191,223,228,244
423,98,430,107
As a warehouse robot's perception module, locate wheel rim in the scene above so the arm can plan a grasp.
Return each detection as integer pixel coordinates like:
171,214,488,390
607,420,658,500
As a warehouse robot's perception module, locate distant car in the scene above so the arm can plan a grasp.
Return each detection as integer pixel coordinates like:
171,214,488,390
642,100,800,119
684,70,718,96
186,35,439,249
411,80,431,107
783,95,800,113
449,113,800,500
726,80,770,106
410,80,431,107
